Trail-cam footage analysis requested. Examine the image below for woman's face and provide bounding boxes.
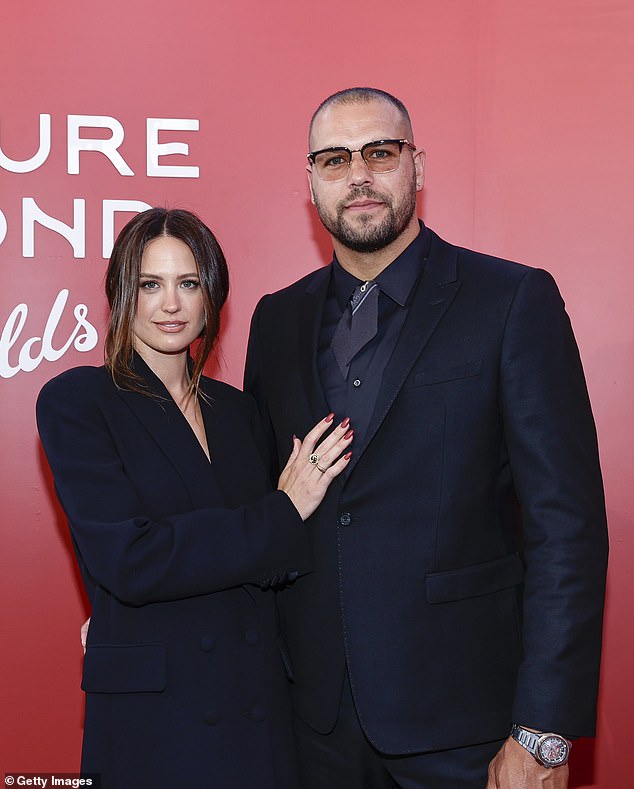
[133,235,205,364]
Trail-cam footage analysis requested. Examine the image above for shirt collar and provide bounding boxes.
[332,221,430,311]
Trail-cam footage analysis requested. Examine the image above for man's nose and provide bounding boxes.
[346,151,374,186]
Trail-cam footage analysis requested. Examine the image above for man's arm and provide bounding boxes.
[244,295,280,482]
[489,267,608,787]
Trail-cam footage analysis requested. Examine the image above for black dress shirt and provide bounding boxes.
[318,222,431,452]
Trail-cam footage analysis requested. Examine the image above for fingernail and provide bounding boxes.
[340,417,350,429]
[325,413,335,423]
[344,429,354,440]
[292,434,297,441]
[344,451,352,460]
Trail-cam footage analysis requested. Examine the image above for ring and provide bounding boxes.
[316,463,328,474]
[309,453,320,465]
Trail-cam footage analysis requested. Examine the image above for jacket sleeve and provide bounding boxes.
[36,372,308,607]
[500,267,608,737]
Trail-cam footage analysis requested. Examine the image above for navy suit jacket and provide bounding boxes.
[37,357,309,788]
[244,228,608,755]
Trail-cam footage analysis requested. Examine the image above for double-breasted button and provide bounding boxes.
[339,512,352,527]
[245,629,260,645]
[200,635,216,652]
[204,709,220,726]
[353,378,362,387]
[250,705,266,722]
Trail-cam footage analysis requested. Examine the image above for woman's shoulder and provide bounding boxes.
[40,364,110,393]
[199,376,258,418]
[37,365,114,412]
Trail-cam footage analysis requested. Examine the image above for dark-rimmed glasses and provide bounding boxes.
[307,139,416,181]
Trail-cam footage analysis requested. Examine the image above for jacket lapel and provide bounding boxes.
[114,354,220,509]
[347,232,461,476]
[298,267,332,424]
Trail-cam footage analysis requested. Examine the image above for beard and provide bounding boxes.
[313,182,417,253]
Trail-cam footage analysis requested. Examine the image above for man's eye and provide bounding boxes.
[367,148,395,161]
[323,155,347,168]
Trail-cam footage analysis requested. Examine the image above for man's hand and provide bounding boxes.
[487,736,569,788]
[80,617,90,654]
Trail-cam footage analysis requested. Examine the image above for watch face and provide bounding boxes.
[537,735,570,766]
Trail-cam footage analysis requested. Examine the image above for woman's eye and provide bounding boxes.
[181,280,200,289]
[140,281,158,290]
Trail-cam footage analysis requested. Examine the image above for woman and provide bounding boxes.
[36,208,353,788]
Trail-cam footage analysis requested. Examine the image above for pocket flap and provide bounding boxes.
[426,553,524,604]
[414,360,482,387]
[82,643,166,693]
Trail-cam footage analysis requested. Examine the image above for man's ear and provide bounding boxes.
[306,166,316,205]
[414,148,426,192]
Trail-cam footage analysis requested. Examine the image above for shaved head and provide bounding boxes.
[309,87,413,148]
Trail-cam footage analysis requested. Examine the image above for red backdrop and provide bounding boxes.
[1,2,632,785]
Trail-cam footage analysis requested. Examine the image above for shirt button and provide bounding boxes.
[250,705,266,722]
[204,709,220,726]
[200,635,216,652]
[339,512,352,527]
[245,629,260,645]
[353,378,362,387]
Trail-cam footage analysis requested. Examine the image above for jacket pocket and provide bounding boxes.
[82,643,166,693]
[426,553,524,604]
[413,359,482,387]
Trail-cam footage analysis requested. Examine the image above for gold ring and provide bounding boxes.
[316,463,328,473]
[309,453,320,465]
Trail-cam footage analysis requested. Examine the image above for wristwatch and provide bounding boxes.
[510,724,571,768]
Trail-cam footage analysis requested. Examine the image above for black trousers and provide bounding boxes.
[293,673,504,789]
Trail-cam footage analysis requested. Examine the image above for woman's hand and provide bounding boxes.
[278,414,353,521]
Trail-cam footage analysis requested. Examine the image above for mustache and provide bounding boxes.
[337,187,391,209]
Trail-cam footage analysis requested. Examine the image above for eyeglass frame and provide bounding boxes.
[307,139,417,180]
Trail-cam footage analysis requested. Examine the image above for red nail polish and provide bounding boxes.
[344,429,354,440]
[325,413,335,423]
[341,417,350,429]
[344,451,352,460]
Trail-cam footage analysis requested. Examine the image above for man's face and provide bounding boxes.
[307,100,424,253]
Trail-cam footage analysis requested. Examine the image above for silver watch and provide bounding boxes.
[510,724,571,768]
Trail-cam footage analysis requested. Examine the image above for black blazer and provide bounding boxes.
[244,228,608,755]
[37,356,310,789]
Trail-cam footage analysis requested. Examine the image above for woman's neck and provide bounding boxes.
[136,347,191,404]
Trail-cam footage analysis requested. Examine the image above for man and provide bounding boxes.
[244,88,608,788]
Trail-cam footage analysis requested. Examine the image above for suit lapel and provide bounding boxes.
[298,267,332,423]
[115,355,221,509]
[347,232,461,476]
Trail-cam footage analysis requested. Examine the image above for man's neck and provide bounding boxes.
[332,219,421,281]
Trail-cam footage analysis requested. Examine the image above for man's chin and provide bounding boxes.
[334,222,399,254]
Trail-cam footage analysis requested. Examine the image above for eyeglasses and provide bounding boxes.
[307,139,416,181]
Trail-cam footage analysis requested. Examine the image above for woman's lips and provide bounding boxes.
[154,321,187,332]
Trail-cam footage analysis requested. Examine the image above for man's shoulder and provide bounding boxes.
[431,229,533,281]
[257,265,330,307]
